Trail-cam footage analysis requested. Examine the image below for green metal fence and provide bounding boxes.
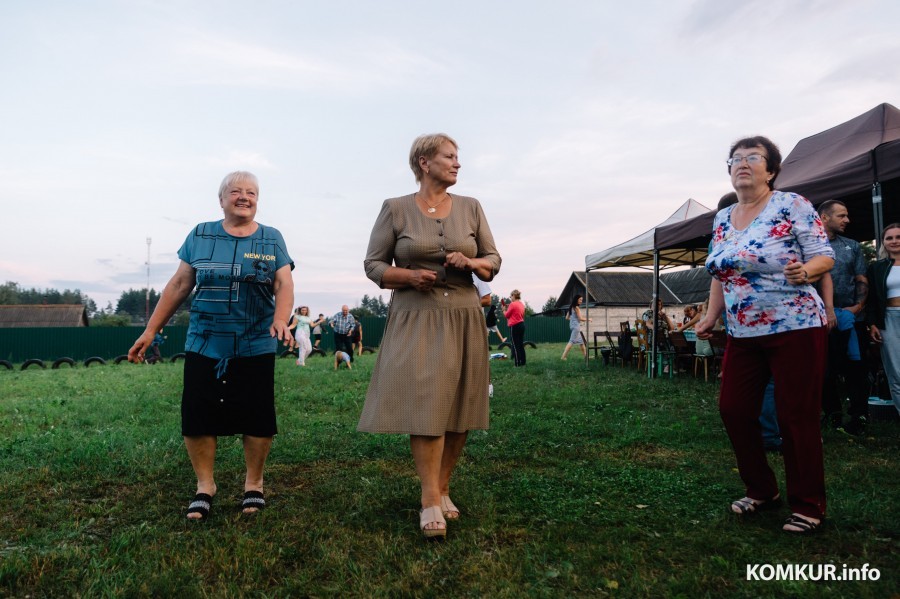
[0,316,565,364]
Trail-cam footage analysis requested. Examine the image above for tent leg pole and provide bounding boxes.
[650,251,660,379]
[873,182,883,253]
[584,274,590,367]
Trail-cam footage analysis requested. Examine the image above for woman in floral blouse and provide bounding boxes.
[695,136,834,535]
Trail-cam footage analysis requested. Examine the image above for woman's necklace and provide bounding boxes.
[419,192,450,213]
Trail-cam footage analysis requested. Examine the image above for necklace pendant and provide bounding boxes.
[427,207,436,213]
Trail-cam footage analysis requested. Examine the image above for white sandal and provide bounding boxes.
[440,495,460,520]
[420,506,447,539]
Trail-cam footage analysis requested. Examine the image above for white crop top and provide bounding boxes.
[887,266,900,299]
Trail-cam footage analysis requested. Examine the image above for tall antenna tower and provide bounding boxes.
[145,237,152,322]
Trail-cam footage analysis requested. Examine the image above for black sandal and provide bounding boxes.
[186,493,214,521]
[242,490,266,513]
[783,514,821,534]
[731,494,781,515]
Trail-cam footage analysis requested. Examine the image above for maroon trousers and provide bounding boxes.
[719,327,827,519]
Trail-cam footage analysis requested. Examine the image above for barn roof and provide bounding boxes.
[0,304,90,327]
[555,268,711,310]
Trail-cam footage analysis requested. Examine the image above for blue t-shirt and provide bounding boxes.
[178,220,294,360]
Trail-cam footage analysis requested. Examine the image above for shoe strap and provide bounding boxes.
[420,505,446,530]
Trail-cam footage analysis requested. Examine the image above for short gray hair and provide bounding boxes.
[218,171,259,199]
[409,133,458,183]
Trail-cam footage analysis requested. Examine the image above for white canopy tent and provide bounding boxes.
[583,199,713,375]
[585,199,712,269]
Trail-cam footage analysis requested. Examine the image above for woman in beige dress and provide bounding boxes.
[359,133,501,539]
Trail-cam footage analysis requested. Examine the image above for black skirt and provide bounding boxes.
[181,352,277,437]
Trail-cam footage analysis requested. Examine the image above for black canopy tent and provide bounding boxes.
[655,211,716,257]
[777,102,900,244]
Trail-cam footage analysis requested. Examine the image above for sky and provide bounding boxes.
[3,0,900,316]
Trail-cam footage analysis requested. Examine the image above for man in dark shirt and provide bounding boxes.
[818,200,869,435]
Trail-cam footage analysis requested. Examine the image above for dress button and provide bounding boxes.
[439,232,443,236]
[436,219,442,223]
[440,247,445,251]
[220,399,225,403]
[444,292,449,297]
[222,380,227,385]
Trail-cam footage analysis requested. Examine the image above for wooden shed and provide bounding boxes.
[554,268,712,334]
[0,305,90,327]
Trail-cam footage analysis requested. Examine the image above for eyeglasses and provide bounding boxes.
[727,154,767,167]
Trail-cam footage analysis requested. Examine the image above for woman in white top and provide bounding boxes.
[866,223,900,416]
[290,306,324,366]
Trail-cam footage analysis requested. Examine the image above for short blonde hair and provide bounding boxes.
[409,133,458,183]
[510,289,521,300]
[218,171,259,200]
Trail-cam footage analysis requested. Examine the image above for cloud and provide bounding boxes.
[679,0,848,40]
[679,0,749,37]
[169,34,449,93]
[203,150,277,171]
[816,45,900,86]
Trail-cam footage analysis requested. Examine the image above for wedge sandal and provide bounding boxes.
[420,505,446,539]
[440,495,460,520]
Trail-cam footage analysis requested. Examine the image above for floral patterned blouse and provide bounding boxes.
[705,190,834,338]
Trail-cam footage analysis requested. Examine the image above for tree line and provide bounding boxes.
[1,281,560,327]
[0,282,191,326]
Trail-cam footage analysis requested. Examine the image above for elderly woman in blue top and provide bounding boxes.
[128,171,295,520]
[695,136,834,535]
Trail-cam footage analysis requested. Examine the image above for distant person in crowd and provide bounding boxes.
[312,314,325,349]
[147,328,166,364]
[817,200,869,435]
[692,298,716,357]
[760,379,782,453]
[290,306,323,366]
[485,304,505,343]
[357,133,501,539]
[329,305,356,362]
[473,273,506,343]
[350,319,364,356]
[696,136,834,535]
[502,290,526,366]
[678,305,701,330]
[334,350,353,370]
[642,298,675,349]
[561,294,590,360]
[866,223,900,418]
[128,171,295,520]
[473,272,492,307]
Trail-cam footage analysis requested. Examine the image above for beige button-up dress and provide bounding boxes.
[358,193,502,435]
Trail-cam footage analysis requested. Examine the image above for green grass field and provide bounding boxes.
[1,345,897,598]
